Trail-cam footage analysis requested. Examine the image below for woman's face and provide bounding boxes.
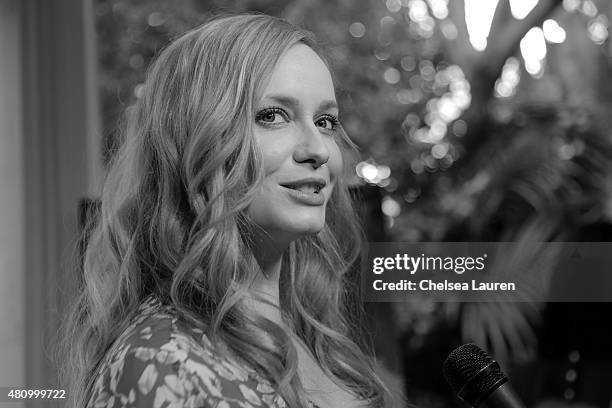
[247,44,343,247]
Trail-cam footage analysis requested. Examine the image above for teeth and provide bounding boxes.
[296,184,317,194]
[286,183,321,194]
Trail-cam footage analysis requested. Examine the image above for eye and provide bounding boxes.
[315,114,340,131]
[255,107,288,126]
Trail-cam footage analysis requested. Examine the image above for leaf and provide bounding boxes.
[165,374,185,396]
[134,347,158,361]
[138,364,158,395]
[239,384,262,406]
[184,360,223,397]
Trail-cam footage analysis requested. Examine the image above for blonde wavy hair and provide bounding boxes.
[59,13,388,408]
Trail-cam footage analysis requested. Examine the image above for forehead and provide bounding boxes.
[260,44,336,104]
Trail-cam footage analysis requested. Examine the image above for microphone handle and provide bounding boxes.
[480,382,526,408]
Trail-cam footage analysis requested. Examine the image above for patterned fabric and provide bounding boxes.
[86,296,318,408]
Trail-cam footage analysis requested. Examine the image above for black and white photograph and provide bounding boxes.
[1,0,612,407]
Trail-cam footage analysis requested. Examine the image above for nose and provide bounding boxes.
[292,123,330,168]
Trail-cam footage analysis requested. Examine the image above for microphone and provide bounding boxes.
[442,343,526,408]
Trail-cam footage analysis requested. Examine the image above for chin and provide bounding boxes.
[283,216,326,236]
[247,202,328,244]
[259,214,326,246]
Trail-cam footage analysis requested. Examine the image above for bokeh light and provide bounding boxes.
[581,0,598,17]
[464,0,499,51]
[426,0,449,20]
[384,67,402,84]
[509,0,538,20]
[521,27,547,77]
[543,19,567,43]
[563,0,581,12]
[495,57,521,98]
[349,22,366,38]
[356,161,393,186]
[382,196,401,217]
[587,15,609,44]
[386,0,402,13]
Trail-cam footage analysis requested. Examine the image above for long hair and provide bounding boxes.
[59,13,388,408]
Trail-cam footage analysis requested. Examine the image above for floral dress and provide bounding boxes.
[86,296,319,408]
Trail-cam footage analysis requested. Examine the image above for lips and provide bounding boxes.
[280,178,327,194]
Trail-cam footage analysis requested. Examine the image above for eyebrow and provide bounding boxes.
[260,94,338,112]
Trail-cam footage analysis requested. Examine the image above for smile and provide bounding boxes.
[280,178,326,194]
[282,183,323,194]
[281,185,325,206]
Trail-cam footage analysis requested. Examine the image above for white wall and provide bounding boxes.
[0,0,25,397]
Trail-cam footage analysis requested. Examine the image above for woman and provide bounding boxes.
[60,13,389,408]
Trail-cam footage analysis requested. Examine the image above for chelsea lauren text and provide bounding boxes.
[372,279,516,291]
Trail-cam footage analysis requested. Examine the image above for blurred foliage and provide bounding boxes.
[95,0,612,240]
[95,0,612,405]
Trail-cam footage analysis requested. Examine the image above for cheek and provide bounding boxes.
[256,134,292,175]
[327,141,343,179]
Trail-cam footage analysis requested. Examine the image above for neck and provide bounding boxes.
[248,234,288,325]
[251,252,282,304]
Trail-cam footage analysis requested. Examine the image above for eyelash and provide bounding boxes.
[255,106,288,126]
[255,106,341,131]
[317,114,341,131]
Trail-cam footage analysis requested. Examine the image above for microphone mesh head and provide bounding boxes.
[442,344,507,406]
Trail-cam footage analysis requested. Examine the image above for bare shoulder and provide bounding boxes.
[87,296,286,408]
